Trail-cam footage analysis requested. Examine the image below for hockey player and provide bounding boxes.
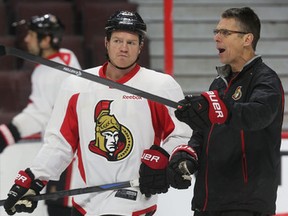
[3,10,192,216]
[168,7,284,216]
[0,14,81,216]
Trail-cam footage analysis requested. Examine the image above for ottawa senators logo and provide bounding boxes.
[232,86,242,101]
[89,100,133,161]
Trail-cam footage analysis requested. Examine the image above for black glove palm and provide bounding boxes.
[175,95,210,131]
[139,145,170,197]
[175,91,228,131]
[168,145,198,189]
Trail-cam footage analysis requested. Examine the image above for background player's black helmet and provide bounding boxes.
[105,10,147,43]
[28,14,65,49]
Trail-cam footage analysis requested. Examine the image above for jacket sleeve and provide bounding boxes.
[227,71,283,131]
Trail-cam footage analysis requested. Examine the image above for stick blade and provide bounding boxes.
[0,45,6,56]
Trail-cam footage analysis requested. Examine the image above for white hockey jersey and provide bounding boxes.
[30,63,192,215]
[12,48,81,137]
[12,48,81,208]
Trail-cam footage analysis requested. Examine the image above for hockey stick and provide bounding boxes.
[0,45,181,109]
[0,179,139,206]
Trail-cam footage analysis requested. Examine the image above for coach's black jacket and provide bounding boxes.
[189,56,284,214]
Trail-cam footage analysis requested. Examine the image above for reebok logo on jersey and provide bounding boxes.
[122,95,142,100]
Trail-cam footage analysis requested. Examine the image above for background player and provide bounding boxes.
[0,13,81,216]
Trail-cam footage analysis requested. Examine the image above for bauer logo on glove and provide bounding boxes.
[139,145,170,197]
[141,150,168,169]
[175,90,228,131]
[201,90,228,124]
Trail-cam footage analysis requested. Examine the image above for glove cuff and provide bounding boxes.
[30,179,46,193]
[141,145,169,169]
[170,144,198,161]
[14,168,35,189]
[201,90,228,124]
[150,145,170,158]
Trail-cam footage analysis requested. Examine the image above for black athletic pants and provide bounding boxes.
[194,210,272,216]
[47,205,72,216]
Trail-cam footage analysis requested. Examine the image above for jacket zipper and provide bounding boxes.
[227,75,248,183]
[203,124,215,211]
[224,75,248,183]
[203,73,248,210]
[240,130,248,183]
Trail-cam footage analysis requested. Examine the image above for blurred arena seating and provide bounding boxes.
[0,0,150,123]
[0,2,8,35]
[0,36,18,70]
[0,70,31,124]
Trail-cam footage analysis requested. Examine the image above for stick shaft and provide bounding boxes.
[0,179,139,206]
[4,46,180,109]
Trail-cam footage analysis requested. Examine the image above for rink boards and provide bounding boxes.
[0,139,287,216]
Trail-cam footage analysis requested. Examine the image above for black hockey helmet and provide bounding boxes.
[27,14,65,48]
[105,10,147,43]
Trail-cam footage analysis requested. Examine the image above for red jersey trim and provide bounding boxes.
[60,93,86,183]
[148,100,175,145]
[132,204,157,216]
[72,199,86,215]
[99,62,140,84]
[60,93,80,152]
[34,51,72,67]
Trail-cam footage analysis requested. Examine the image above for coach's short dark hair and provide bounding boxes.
[221,7,261,50]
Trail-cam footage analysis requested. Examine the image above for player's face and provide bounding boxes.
[106,31,141,69]
[24,30,41,56]
[213,18,249,72]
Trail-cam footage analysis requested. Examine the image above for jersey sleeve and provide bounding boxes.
[29,77,80,181]
[148,74,192,154]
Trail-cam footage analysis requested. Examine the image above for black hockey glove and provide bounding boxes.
[168,145,198,189]
[0,123,21,153]
[4,168,46,215]
[139,145,170,197]
[175,90,228,131]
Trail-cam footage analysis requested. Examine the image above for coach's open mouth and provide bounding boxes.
[218,48,225,53]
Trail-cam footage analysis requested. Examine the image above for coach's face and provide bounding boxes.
[213,18,251,72]
[106,31,141,69]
